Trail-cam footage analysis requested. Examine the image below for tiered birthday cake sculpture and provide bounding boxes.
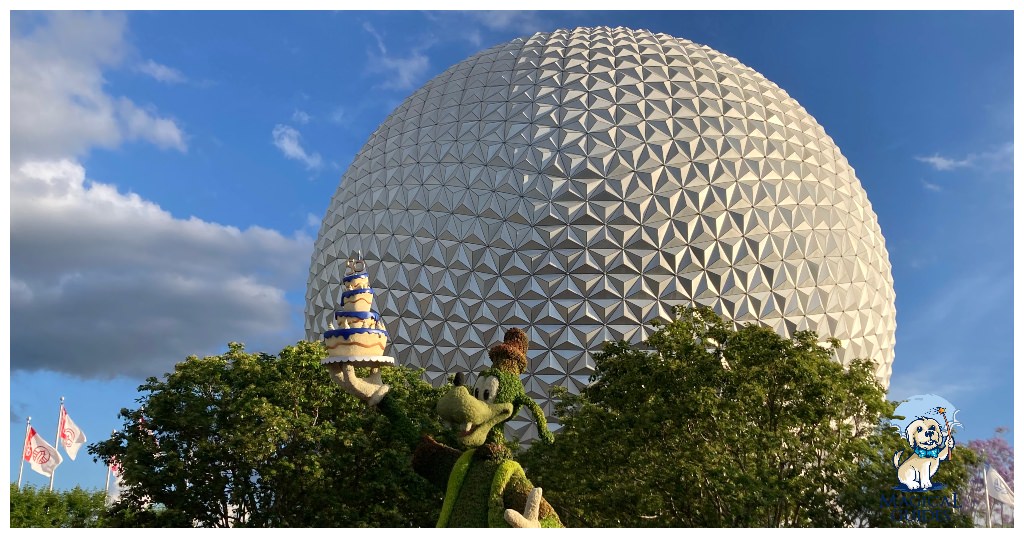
[321,254,394,367]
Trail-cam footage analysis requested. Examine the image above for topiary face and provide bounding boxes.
[477,367,528,419]
[435,328,550,448]
[436,381,514,448]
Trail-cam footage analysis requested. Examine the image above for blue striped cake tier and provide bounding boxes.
[342,272,370,290]
[340,288,374,312]
[335,310,381,329]
[323,327,392,363]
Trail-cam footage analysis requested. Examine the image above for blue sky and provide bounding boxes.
[6,9,1017,493]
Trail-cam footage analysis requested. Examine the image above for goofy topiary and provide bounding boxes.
[327,328,562,528]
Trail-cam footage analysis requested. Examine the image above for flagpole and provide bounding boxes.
[983,464,992,528]
[50,396,64,491]
[17,417,30,490]
[104,429,114,501]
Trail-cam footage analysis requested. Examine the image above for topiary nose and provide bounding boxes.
[436,385,479,424]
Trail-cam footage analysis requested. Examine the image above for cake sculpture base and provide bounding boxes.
[320,355,395,368]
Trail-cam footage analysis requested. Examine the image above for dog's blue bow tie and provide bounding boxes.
[914,445,942,458]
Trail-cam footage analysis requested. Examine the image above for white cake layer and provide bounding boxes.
[320,355,396,367]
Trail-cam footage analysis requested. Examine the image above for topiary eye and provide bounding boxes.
[473,375,500,403]
[917,426,923,432]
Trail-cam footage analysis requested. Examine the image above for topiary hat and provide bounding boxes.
[488,327,529,375]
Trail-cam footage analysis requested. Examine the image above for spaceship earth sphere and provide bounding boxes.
[306,27,896,440]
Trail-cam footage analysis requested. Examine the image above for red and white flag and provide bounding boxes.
[106,457,124,506]
[23,426,63,478]
[59,406,87,460]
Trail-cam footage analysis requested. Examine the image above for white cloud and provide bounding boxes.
[118,98,188,152]
[306,212,322,230]
[421,11,547,48]
[916,154,970,171]
[921,180,942,192]
[361,13,546,90]
[373,51,431,91]
[362,22,431,91]
[976,142,1014,169]
[11,12,187,163]
[915,142,1013,172]
[292,109,312,124]
[901,271,1012,346]
[9,12,311,380]
[9,160,313,378]
[363,21,388,55]
[272,124,323,170]
[328,106,347,124]
[887,269,1012,403]
[471,11,547,35]
[137,59,187,84]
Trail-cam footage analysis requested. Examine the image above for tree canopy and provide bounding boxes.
[87,308,980,527]
[89,340,449,527]
[520,305,977,527]
[9,484,107,528]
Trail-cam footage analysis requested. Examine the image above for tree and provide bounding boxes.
[521,306,976,527]
[89,340,450,527]
[962,428,1014,527]
[9,484,107,528]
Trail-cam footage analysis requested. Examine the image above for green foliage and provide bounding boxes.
[89,340,448,527]
[521,306,977,527]
[9,484,107,528]
[840,426,977,527]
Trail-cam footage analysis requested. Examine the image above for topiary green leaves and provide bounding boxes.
[88,340,447,527]
[436,384,514,448]
[522,306,977,527]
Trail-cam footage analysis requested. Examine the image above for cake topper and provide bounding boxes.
[345,251,365,275]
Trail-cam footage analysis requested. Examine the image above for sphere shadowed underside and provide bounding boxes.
[306,27,896,441]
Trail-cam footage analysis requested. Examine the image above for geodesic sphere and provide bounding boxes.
[306,26,896,441]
